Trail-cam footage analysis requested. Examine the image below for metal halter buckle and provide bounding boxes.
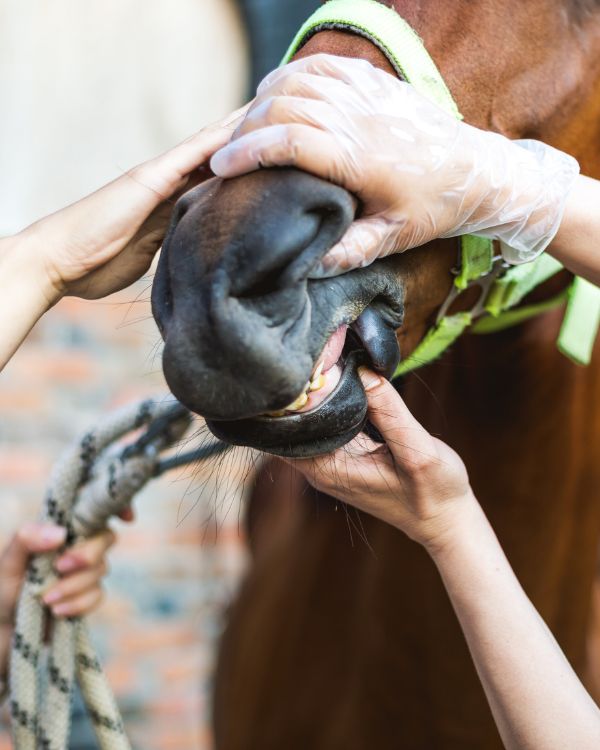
[436,255,509,325]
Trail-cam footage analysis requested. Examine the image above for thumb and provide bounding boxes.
[308,216,400,278]
[0,523,66,579]
[358,368,436,469]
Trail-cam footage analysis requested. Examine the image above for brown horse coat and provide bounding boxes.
[211,2,600,747]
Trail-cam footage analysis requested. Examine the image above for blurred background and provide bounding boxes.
[0,1,316,748]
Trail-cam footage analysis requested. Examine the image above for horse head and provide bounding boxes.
[152,0,600,457]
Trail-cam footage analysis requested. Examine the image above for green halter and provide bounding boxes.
[282,0,600,377]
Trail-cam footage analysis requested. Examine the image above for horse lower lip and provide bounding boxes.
[205,351,368,457]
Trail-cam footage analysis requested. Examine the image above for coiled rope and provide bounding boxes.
[6,395,228,750]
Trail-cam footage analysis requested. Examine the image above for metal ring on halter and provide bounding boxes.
[436,256,509,325]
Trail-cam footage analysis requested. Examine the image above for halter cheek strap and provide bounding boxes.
[281,0,600,377]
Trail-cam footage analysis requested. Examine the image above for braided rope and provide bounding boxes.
[7,395,227,749]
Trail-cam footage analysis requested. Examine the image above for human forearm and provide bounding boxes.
[428,501,600,750]
[0,232,59,371]
[549,174,600,287]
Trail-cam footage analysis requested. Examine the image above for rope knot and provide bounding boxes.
[7,396,224,750]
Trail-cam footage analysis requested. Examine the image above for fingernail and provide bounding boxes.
[307,262,344,280]
[358,367,382,392]
[209,149,228,175]
[52,603,71,617]
[55,555,80,573]
[43,589,63,605]
[39,525,67,545]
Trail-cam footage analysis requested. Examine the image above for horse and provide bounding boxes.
[151,1,600,746]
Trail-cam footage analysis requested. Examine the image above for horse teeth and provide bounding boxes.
[285,391,309,412]
[311,360,324,381]
[309,374,326,391]
[267,410,286,418]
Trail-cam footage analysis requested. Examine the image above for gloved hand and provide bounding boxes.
[211,54,579,277]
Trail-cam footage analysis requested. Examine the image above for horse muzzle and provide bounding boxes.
[152,168,404,456]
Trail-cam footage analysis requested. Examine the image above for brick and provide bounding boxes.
[0,450,52,483]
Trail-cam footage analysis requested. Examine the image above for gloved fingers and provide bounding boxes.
[234,96,339,141]
[254,70,358,109]
[257,53,379,95]
[308,216,400,278]
[211,124,363,194]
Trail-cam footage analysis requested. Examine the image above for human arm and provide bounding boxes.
[550,174,600,287]
[289,369,600,750]
[0,106,247,371]
[0,522,116,698]
[211,55,585,281]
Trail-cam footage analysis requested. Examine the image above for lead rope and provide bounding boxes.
[7,395,228,750]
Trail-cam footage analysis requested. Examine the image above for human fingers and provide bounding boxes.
[358,368,440,474]
[0,524,66,579]
[256,54,378,95]
[47,587,104,618]
[211,124,362,194]
[288,430,393,498]
[66,103,250,237]
[234,95,339,141]
[123,104,250,204]
[308,216,400,278]
[54,529,115,575]
[43,562,108,611]
[117,507,135,522]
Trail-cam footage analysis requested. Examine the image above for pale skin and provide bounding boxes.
[0,522,116,692]
[552,174,600,287]
[290,367,600,750]
[3,55,600,747]
[0,109,247,694]
[0,106,247,371]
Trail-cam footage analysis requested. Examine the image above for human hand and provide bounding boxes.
[21,105,248,304]
[0,523,116,689]
[287,368,474,551]
[211,54,578,276]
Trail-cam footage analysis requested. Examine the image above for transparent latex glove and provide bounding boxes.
[211,54,579,277]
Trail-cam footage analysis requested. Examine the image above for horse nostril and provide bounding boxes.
[217,169,355,302]
[231,210,325,300]
[236,264,290,300]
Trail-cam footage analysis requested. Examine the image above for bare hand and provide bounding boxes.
[24,106,247,303]
[288,368,474,549]
[0,523,116,684]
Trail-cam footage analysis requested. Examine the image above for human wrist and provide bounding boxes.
[1,228,61,310]
[444,131,579,265]
[419,492,486,561]
[478,136,578,263]
[500,139,579,263]
[0,230,62,368]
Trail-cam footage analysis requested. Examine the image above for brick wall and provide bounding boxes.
[0,285,252,749]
